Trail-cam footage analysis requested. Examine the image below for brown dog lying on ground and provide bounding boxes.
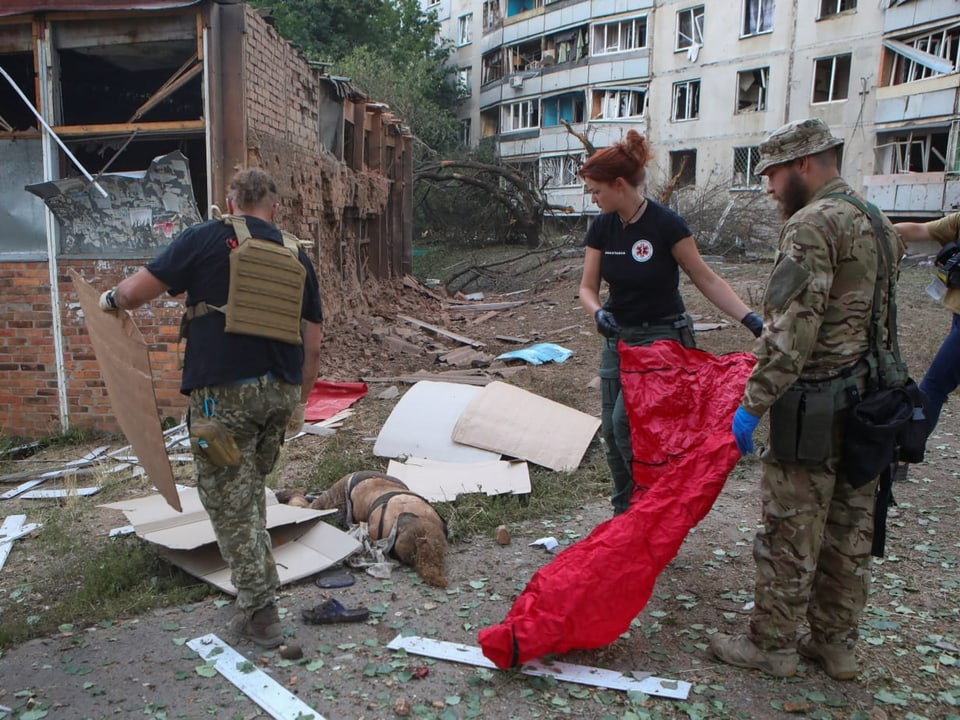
[277,471,449,588]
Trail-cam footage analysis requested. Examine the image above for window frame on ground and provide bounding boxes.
[672,79,701,121]
[675,6,704,51]
[812,53,851,103]
[742,0,774,38]
[732,146,763,189]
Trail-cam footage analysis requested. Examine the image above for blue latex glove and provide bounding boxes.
[732,406,761,455]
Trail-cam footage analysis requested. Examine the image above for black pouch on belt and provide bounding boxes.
[769,385,837,464]
[842,387,911,488]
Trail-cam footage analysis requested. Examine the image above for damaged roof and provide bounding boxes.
[0,0,215,17]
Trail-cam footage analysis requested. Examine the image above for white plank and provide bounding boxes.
[187,634,327,720]
[0,515,42,571]
[386,634,691,701]
[20,487,100,499]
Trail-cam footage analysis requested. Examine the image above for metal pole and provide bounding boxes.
[0,62,109,198]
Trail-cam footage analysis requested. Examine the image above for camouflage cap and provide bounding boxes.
[754,118,843,175]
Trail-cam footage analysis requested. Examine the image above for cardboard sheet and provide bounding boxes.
[386,457,531,501]
[102,487,360,594]
[451,381,600,471]
[373,381,501,463]
[72,270,181,511]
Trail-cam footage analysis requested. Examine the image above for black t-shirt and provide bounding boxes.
[146,216,323,394]
[583,200,691,325]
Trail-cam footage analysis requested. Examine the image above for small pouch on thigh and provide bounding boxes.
[768,388,802,463]
[796,389,836,462]
[190,416,241,467]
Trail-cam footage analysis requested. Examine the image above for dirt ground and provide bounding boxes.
[1,251,959,720]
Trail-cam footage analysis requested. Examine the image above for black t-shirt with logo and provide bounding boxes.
[146,216,323,394]
[583,199,691,326]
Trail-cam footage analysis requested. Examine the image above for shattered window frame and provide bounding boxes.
[675,6,704,51]
[592,88,648,120]
[882,23,960,86]
[736,67,769,113]
[669,149,697,188]
[875,127,952,174]
[671,79,701,121]
[811,53,851,103]
[593,15,649,56]
[539,153,583,188]
[482,0,501,30]
[732,146,763,189]
[482,49,504,85]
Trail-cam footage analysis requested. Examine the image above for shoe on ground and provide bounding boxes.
[710,632,798,678]
[301,597,370,624]
[230,604,282,648]
[798,632,859,680]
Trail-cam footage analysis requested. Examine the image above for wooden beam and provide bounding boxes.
[51,120,205,137]
[128,53,201,123]
[397,314,485,348]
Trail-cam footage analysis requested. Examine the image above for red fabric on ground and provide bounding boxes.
[478,341,755,669]
[305,380,368,422]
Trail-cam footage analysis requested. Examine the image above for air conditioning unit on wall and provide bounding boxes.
[510,75,523,89]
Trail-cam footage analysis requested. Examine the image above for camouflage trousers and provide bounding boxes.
[189,375,299,614]
[749,452,877,650]
[598,319,696,514]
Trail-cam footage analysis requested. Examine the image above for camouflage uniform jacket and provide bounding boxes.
[742,177,904,416]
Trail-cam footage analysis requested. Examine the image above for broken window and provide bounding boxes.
[875,128,951,174]
[812,54,851,103]
[482,50,504,84]
[736,67,768,113]
[881,23,960,86]
[732,146,763,189]
[593,16,648,55]
[819,0,856,18]
[458,14,473,46]
[676,6,705,51]
[508,39,543,72]
[542,92,585,126]
[458,67,472,93]
[459,119,471,146]
[482,0,501,30]
[503,100,539,131]
[672,79,701,121]
[480,108,499,137]
[592,88,648,119]
[506,0,542,18]
[540,154,583,188]
[669,149,697,188]
[543,26,589,65]
[742,0,774,37]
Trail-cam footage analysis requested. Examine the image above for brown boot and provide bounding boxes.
[230,604,282,649]
[798,633,859,680]
[710,633,798,678]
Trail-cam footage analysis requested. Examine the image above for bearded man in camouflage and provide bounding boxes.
[711,119,904,680]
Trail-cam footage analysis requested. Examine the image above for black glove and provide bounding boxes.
[741,311,763,338]
[594,309,621,338]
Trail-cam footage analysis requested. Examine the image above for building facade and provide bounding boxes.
[433,0,959,219]
[0,0,413,438]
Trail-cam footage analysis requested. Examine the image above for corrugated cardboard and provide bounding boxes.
[451,381,601,471]
[101,487,360,594]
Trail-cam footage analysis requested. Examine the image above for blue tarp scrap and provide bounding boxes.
[496,343,573,366]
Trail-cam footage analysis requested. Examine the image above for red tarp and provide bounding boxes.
[305,380,368,422]
[478,341,755,668]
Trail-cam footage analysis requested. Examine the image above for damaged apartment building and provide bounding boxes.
[0,0,413,438]
[435,0,958,217]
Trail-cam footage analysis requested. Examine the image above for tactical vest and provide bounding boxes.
[183,213,307,345]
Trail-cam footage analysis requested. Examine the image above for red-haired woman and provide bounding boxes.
[579,130,762,515]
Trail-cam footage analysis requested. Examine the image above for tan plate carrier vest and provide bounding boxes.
[182,214,306,345]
